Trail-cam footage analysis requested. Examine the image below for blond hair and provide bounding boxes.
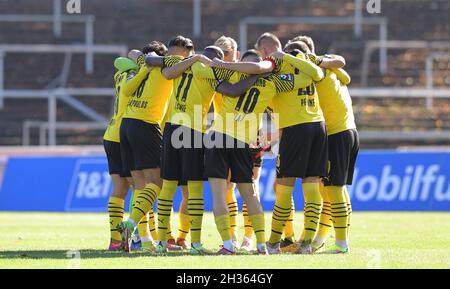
[214,36,238,53]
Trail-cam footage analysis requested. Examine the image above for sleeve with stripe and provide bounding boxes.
[211,67,236,82]
[136,55,145,67]
[162,55,184,68]
[271,74,295,93]
[306,54,324,66]
[121,65,149,96]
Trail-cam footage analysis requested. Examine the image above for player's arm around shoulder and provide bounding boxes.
[311,53,346,69]
[216,73,263,97]
[211,58,274,74]
[120,51,150,96]
[275,51,324,82]
[162,54,211,80]
[331,68,351,85]
[144,51,165,67]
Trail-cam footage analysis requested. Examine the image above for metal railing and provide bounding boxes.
[0,12,96,73]
[13,86,450,146]
[426,52,450,109]
[3,87,114,146]
[22,120,108,146]
[0,44,127,109]
[360,40,450,86]
[238,16,388,73]
[349,87,450,98]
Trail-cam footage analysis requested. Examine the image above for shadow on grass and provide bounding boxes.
[0,249,254,260]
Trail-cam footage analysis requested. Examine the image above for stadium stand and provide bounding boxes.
[0,0,449,147]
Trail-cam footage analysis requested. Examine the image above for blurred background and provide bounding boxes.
[0,0,449,212]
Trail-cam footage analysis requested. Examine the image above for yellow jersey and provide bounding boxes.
[197,67,313,144]
[123,55,183,125]
[315,68,356,135]
[266,54,325,129]
[167,62,219,132]
[103,60,143,142]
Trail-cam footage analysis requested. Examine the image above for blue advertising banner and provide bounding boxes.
[0,151,449,212]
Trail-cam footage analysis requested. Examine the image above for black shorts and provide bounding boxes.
[205,132,254,183]
[103,140,131,178]
[323,129,359,186]
[161,123,205,181]
[119,118,162,172]
[277,121,328,179]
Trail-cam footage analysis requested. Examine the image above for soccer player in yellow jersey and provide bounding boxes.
[273,40,347,252]
[203,51,317,254]
[104,56,139,251]
[214,36,267,250]
[211,32,326,254]
[288,37,358,254]
[214,38,271,252]
[145,45,223,254]
[214,36,240,247]
[117,36,194,252]
[146,45,262,254]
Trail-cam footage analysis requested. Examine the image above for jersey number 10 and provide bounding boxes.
[235,87,260,114]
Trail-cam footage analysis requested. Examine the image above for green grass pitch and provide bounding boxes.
[0,212,449,269]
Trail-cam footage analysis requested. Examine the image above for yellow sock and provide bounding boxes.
[138,212,151,239]
[129,184,160,225]
[129,189,137,213]
[108,196,124,242]
[344,186,352,239]
[283,198,295,239]
[302,183,322,243]
[156,180,177,242]
[317,183,333,240]
[226,186,238,241]
[269,184,294,244]
[187,181,204,244]
[149,207,158,240]
[242,202,253,238]
[178,213,190,240]
[249,214,265,244]
[298,201,306,242]
[167,213,175,241]
[214,214,231,242]
[326,186,348,243]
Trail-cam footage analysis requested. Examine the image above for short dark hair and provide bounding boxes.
[290,35,315,54]
[284,41,309,54]
[203,46,224,60]
[141,41,167,56]
[241,49,261,61]
[168,35,194,51]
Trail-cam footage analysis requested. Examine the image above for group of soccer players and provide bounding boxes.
[103,32,358,255]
